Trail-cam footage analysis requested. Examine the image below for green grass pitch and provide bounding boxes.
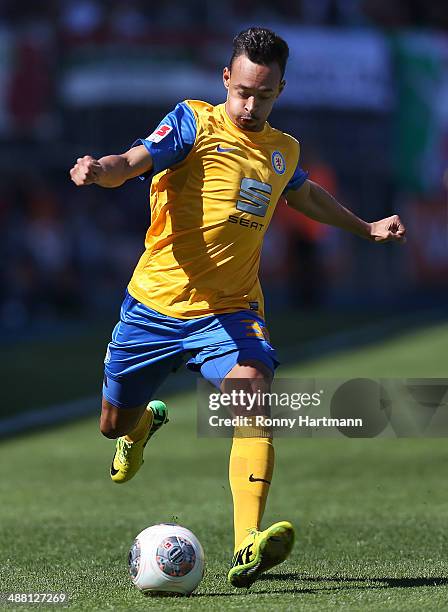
[1,321,448,610]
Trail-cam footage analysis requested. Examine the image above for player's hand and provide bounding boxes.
[369,215,406,244]
[70,155,103,186]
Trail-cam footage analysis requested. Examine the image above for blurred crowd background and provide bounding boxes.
[1,0,447,335]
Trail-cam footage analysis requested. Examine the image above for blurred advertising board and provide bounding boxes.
[60,27,393,111]
[275,27,393,111]
[393,32,448,194]
[0,29,13,135]
[407,196,448,285]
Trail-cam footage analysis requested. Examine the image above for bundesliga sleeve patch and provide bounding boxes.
[146,124,173,143]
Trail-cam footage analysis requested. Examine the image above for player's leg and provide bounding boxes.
[100,395,168,483]
[224,360,274,550]
[102,366,174,484]
[223,360,294,587]
[100,395,168,441]
[100,397,147,439]
[101,291,180,483]
[185,310,295,585]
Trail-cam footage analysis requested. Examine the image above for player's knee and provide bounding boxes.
[223,360,273,392]
[99,413,128,439]
[229,359,272,380]
[100,398,146,438]
[99,408,142,438]
[100,420,126,439]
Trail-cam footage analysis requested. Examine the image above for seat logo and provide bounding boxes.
[236,178,272,217]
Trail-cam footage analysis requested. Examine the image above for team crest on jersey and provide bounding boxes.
[146,124,173,143]
[271,150,286,175]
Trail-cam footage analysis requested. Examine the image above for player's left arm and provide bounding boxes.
[286,180,406,244]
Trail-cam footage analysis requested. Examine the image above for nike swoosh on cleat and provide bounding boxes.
[217,144,238,153]
[249,473,271,484]
[110,460,119,476]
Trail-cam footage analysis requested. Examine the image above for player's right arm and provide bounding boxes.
[70,145,152,188]
[71,101,196,188]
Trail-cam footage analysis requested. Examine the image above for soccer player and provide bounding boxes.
[70,27,406,587]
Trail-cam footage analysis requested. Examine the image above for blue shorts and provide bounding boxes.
[102,290,279,408]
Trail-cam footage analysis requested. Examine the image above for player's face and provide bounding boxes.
[223,54,285,132]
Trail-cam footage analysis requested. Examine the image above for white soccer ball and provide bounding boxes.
[128,523,205,596]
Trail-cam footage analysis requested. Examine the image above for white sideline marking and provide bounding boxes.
[0,396,100,437]
[0,370,194,438]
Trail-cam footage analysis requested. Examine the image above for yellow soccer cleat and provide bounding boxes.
[227,521,295,588]
[110,400,168,484]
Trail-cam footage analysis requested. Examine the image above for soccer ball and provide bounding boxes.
[128,523,205,596]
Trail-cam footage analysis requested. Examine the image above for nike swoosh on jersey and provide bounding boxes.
[217,144,238,152]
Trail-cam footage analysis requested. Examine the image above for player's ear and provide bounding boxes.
[223,67,230,90]
[277,79,286,97]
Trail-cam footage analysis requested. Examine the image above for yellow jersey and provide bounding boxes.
[128,99,307,319]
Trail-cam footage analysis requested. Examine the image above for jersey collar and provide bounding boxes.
[219,103,269,143]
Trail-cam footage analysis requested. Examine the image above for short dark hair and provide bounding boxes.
[229,27,289,79]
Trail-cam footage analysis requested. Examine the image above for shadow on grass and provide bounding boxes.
[258,573,448,592]
[260,574,448,589]
[193,575,448,597]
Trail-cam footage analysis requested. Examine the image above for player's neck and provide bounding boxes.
[223,102,266,135]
